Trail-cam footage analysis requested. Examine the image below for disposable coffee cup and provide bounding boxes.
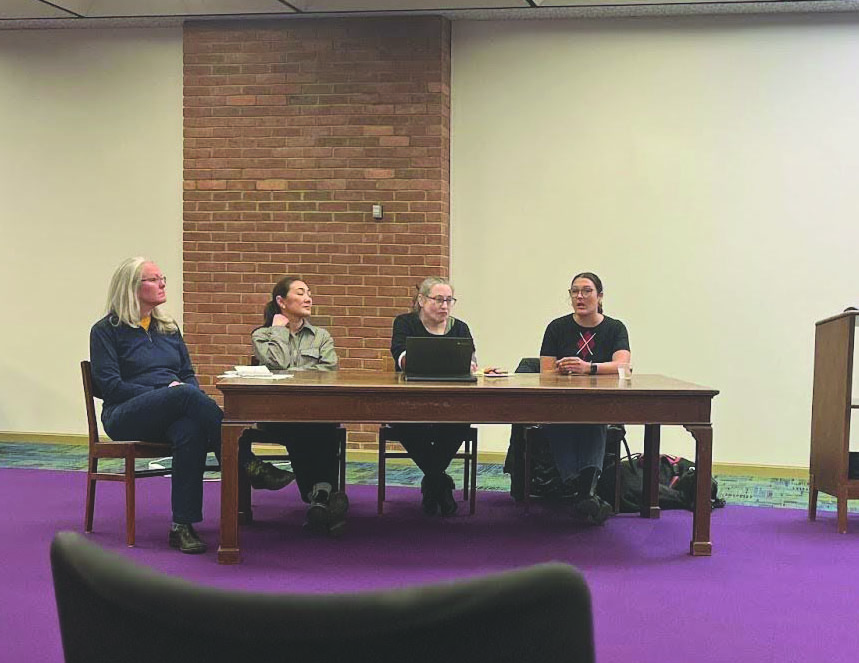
[539,356,557,374]
[618,363,633,381]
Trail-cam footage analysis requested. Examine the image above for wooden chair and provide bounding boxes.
[238,356,347,522]
[81,360,173,547]
[377,424,478,515]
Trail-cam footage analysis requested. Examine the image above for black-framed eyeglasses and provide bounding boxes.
[569,287,595,297]
[141,276,167,285]
[423,296,456,306]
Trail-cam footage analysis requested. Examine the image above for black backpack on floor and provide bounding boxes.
[597,452,726,513]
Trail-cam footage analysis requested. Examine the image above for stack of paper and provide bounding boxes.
[218,365,293,380]
[234,365,273,377]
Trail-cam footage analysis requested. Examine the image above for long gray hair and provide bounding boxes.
[105,257,178,333]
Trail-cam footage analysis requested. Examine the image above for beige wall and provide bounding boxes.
[450,15,859,464]
[3,16,858,467]
[0,28,182,435]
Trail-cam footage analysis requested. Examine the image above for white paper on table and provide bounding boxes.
[219,367,293,380]
[234,365,272,377]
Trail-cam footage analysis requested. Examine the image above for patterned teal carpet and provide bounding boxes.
[0,441,852,511]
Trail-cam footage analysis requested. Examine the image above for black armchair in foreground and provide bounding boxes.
[50,531,595,663]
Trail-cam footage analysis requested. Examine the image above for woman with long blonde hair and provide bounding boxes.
[90,258,290,554]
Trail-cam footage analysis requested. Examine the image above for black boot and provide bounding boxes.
[305,482,349,537]
[421,475,439,515]
[571,467,612,525]
[436,472,458,517]
[168,523,207,554]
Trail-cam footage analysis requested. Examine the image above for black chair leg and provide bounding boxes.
[469,435,478,515]
[612,440,622,514]
[462,439,470,501]
[337,427,347,493]
[377,431,387,515]
[523,428,534,515]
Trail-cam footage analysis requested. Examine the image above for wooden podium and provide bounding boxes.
[809,310,859,533]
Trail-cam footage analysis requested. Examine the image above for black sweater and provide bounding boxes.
[390,312,474,372]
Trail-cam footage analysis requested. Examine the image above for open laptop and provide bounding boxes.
[404,336,477,382]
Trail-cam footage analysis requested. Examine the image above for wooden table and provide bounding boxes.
[217,371,718,563]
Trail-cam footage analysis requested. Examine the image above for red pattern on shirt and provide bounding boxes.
[577,332,595,359]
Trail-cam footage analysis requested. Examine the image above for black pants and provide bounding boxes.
[385,424,470,476]
[257,423,340,502]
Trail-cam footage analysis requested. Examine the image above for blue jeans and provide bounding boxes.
[540,424,607,482]
[102,384,236,524]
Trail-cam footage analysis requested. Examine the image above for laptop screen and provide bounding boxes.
[404,336,475,380]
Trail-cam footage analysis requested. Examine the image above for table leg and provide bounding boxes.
[808,473,818,521]
[837,489,848,534]
[685,424,713,556]
[641,424,661,519]
[218,424,242,564]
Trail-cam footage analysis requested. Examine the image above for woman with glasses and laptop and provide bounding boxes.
[538,271,631,525]
[248,276,349,536]
[389,276,476,516]
[89,258,291,555]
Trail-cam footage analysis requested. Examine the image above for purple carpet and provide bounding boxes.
[2,468,858,663]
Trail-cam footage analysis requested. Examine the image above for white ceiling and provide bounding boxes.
[0,0,856,27]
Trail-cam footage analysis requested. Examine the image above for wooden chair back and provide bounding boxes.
[80,361,101,450]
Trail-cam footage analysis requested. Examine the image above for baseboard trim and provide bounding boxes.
[347,451,810,478]
[0,433,812,479]
[0,432,88,446]
[712,463,808,479]
[341,449,510,465]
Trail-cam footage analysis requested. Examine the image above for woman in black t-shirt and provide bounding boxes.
[389,277,475,517]
[539,271,631,525]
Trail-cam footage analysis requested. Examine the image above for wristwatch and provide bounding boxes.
[589,362,598,375]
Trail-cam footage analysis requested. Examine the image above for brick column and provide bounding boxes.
[183,16,451,449]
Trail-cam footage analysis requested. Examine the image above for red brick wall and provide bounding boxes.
[182,17,451,448]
